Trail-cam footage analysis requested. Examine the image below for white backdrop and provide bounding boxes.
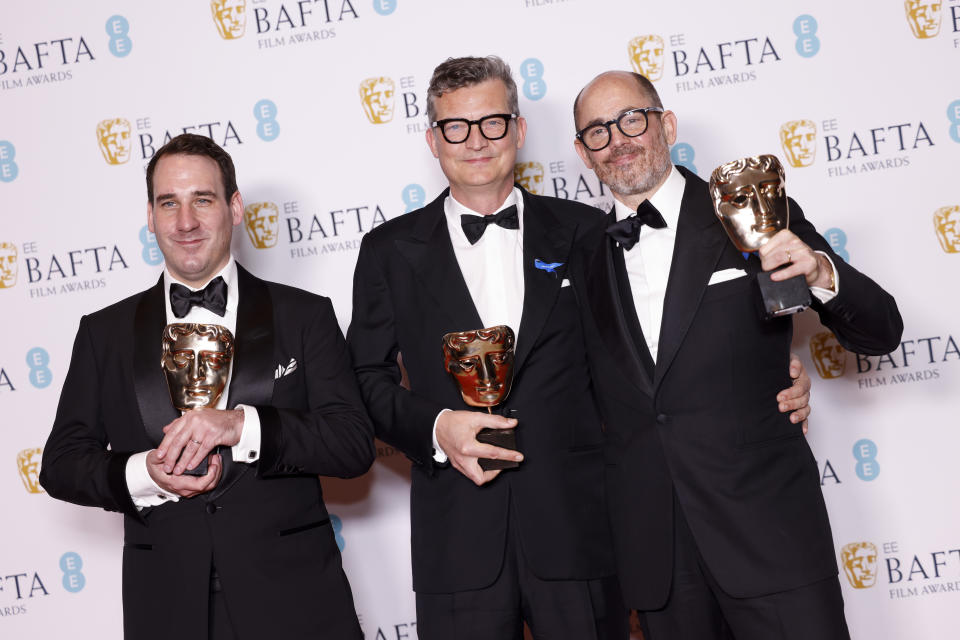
[1,1,958,638]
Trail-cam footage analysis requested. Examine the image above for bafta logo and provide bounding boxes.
[359,77,396,124]
[96,118,132,165]
[841,541,879,589]
[933,205,960,253]
[162,323,235,411]
[628,35,666,81]
[514,161,544,195]
[810,331,846,379]
[211,0,247,40]
[904,0,942,39]
[244,202,280,249]
[779,120,817,168]
[17,448,44,494]
[0,242,17,288]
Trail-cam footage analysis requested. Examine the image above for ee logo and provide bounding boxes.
[670,143,697,175]
[0,141,19,183]
[60,552,86,593]
[793,15,820,58]
[27,347,52,389]
[823,228,849,262]
[106,15,133,58]
[401,184,425,213]
[372,0,397,15]
[948,99,960,144]
[254,99,280,142]
[853,438,880,481]
[140,225,162,266]
[520,58,546,101]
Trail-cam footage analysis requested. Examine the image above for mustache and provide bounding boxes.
[607,143,645,160]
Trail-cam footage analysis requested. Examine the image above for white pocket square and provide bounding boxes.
[274,358,298,379]
[707,268,747,285]
[561,278,571,288]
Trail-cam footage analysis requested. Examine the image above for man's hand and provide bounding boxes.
[778,352,811,434]
[436,410,521,487]
[156,408,244,475]
[147,450,223,497]
[759,229,833,290]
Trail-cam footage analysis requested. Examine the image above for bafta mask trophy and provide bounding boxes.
[442,325,518,471]
[161,323,235,475]
[709,154,811,319]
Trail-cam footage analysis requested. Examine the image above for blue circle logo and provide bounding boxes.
[853,438,880,481]
[793,15,820,58]
[372,0,397,15]
[254,99,280,142]
[670,143,697,175]
[947,99,960,144]
[60,552,86,593]
[402,183,425,213]
[139,225,163,266]
[0,141,19,182]
[27,347,52,389]
[519,58,547,101]
[106,15,133,58]
[822,227,849,262]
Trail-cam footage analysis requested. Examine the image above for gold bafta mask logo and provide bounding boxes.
[904,0,942,38]
[161,323,235,411]
[0,241,17,288]
[841,541,879,589]
[443,326,516,408]
[810,331,847,379]
[514,162,545,195]
[628,35,666,81]
[17,448,44,494]
[933,205,960,253]
[96,118,132,165]
[244,202,280,249]
[709,154,789,253]
[211,0,247,40]
[359,77,396,124]
[779,120,817,168]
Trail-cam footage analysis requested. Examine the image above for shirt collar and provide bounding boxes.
[614,165,686,228]
[444,187,524,243]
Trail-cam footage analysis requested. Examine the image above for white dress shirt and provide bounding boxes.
[614,166,839,362]
[432,188,526,462]
[125,257,261,508]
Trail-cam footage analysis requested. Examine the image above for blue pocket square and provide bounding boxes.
[534,259,564,274]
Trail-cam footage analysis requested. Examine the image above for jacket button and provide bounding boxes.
[656,414,668,425]
[206,503,218,515]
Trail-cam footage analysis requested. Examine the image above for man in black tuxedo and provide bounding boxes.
[40,134,373,640]
[347,56,810,639]
[570,71,903,640]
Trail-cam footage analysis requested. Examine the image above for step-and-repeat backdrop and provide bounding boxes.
[2,1,958,638]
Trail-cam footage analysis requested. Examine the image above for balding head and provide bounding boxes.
[574,70,663,131]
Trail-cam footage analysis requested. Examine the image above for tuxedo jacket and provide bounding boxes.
[570,166,903,608]
[40,264,374,639]
[347,187,615,594]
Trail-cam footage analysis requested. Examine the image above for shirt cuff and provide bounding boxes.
[810,251,840,304]
[231,404,261,464]
[432,409,450,464]
[126,451,179,509]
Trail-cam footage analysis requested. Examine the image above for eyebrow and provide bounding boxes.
[581,106,646,130]
[155,189,218,201]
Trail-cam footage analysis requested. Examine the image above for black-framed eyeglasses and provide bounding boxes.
[575,107,664,151]
[431,113,518,144]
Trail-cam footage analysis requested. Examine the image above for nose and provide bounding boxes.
[189,355,203,383]
[464,122,488,150]
[753,186,772,216]
[477,355,497,385]
[176,206,200,232]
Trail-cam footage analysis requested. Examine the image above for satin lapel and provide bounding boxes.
[394,190,484,332]
[654,170,727,386]
[582,210,654,396]
[209,264,275,502]
[133,276,179,446]
[512,190,574,373]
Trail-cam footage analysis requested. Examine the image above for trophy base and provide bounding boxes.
[756,271,811,320]
[181,448,216,477]
[476,428,519,471]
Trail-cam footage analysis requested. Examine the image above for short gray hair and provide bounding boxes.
[427,56,519,123]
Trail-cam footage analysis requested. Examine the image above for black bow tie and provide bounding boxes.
[460,205,520,245]
[170,276,227,319]
[605,200,668,250]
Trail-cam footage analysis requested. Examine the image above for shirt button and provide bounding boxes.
[656,414,668,425]
[206,503,218,515]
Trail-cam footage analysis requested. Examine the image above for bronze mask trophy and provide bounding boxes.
[442,325,518,471]
[709,154,811,319]
[161,323,235,475]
